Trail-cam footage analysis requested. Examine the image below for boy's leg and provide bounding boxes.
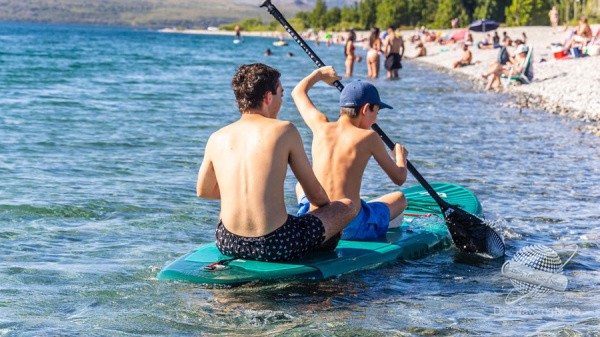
[309,198,356,241]
[369,191,407,222]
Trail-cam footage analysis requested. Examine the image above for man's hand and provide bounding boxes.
[317,66,342,86]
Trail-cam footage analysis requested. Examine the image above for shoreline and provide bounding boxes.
[409,25,600,136]
[160,26,600,136]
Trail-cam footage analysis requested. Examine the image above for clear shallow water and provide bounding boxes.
[1,23,599,335]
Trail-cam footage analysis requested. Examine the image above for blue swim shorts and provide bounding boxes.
[297,196,391,241]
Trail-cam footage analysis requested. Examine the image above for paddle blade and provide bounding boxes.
[486,225,506,258]
[443,207,505,257]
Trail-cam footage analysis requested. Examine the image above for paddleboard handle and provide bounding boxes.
[203,258,236,271]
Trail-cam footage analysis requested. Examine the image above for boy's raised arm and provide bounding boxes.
[291,67,341,131]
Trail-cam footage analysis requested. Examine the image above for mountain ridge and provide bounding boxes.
[0,0,331,28]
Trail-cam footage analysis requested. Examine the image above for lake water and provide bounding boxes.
[1,23,599,335]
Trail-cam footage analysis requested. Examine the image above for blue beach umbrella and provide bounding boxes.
[468,19,499,32]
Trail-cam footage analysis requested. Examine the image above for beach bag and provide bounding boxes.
[587,45,600,57]
[498,46,509,64]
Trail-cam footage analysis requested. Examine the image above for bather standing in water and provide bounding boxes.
[366,27,382,78]
[383,26,404,79]
[344,29,362,77]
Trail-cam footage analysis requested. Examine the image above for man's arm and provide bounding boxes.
[196,136,221,200]
[291,67,341,131]
[399,38,405,57]
[369,133,408,186]
[383,36,390,57]
[286,124,330,207]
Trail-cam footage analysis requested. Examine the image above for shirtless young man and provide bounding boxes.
[383,26,404,79]
[571,16,593,47]
[292,66,409,241]
[452,44,473,68]
[197,63,356,262]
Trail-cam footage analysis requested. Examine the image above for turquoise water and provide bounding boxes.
[1,23,599,335]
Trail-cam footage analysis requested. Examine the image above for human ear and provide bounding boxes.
[361,104,370,116]
[265,91,273,105]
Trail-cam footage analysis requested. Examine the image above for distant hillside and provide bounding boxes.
[226,0,356,9]
[0,0,309,28]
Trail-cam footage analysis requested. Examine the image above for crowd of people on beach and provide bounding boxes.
[260,22,532,88]
[255,10,597,87]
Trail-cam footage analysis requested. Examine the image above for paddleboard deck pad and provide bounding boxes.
[157,183,483,285]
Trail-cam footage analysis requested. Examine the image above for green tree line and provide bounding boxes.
[222,0,599,32]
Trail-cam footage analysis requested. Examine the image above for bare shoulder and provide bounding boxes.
[348,127,379,145]
[271,119,297,133]
[364,128,382,144]
[209,122,238,141]
[261,119,300,140]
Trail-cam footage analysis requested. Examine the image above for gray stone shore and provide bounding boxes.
[409,25,600,136]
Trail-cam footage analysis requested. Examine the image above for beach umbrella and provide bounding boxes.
[450,29,468,41]
[468,19,499,32]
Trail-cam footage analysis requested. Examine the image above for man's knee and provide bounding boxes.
[316,198,356,239]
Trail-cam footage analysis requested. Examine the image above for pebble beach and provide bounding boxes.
[409,25,600,136]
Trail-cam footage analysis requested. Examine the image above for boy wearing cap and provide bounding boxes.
[291,66,409,241]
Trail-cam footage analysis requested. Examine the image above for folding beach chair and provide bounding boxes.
[502,45,533,88]
[590,27,600,45]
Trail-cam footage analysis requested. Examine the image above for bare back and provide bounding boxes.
[309,120,395,214]
[204,116,292,236]
[464,49,472,63]
[291,67,407,216]
[577,23,593,38]
[385,34,403,54]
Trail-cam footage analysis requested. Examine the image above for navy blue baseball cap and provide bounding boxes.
[340,80,393,110]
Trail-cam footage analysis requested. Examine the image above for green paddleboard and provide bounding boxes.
[157,183,483,285]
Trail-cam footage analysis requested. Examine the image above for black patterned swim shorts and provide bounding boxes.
[215,214,326,262]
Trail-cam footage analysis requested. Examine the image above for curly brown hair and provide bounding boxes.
[231,63,281,113]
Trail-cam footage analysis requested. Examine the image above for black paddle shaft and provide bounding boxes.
[260,0,451,211]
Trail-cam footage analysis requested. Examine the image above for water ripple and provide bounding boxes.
[0,22,599,335]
